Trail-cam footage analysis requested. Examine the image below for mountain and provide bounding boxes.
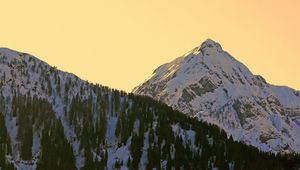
[0,47,299,170]
[133,39,300,153]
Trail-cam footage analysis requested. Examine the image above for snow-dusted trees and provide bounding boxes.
[0,113,14,169]
[1,80,300,169]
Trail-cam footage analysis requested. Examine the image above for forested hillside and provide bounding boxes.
[1,91,300,169]
[0,48,299,169]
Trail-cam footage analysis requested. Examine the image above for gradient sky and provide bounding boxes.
[1,0,299,92]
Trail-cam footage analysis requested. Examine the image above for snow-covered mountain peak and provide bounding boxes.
[200,38,223,52]
[182,38,223,57]
[134,40,300,153]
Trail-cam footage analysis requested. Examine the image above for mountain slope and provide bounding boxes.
[0,47,300,170]
[133,39,300,153]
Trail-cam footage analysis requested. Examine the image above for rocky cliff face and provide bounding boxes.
[133,39,300,153]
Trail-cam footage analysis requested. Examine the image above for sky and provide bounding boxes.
[0,0,299,92]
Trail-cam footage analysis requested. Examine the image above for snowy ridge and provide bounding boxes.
[0,48,136,169]
[0,47,228,169]
[133,39,300,153]
[0,48,92,169]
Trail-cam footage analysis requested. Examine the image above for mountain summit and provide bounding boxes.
[133,39,300,153]
[200,38,223,52]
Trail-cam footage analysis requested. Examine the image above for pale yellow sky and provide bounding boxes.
[0,0,299,92]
